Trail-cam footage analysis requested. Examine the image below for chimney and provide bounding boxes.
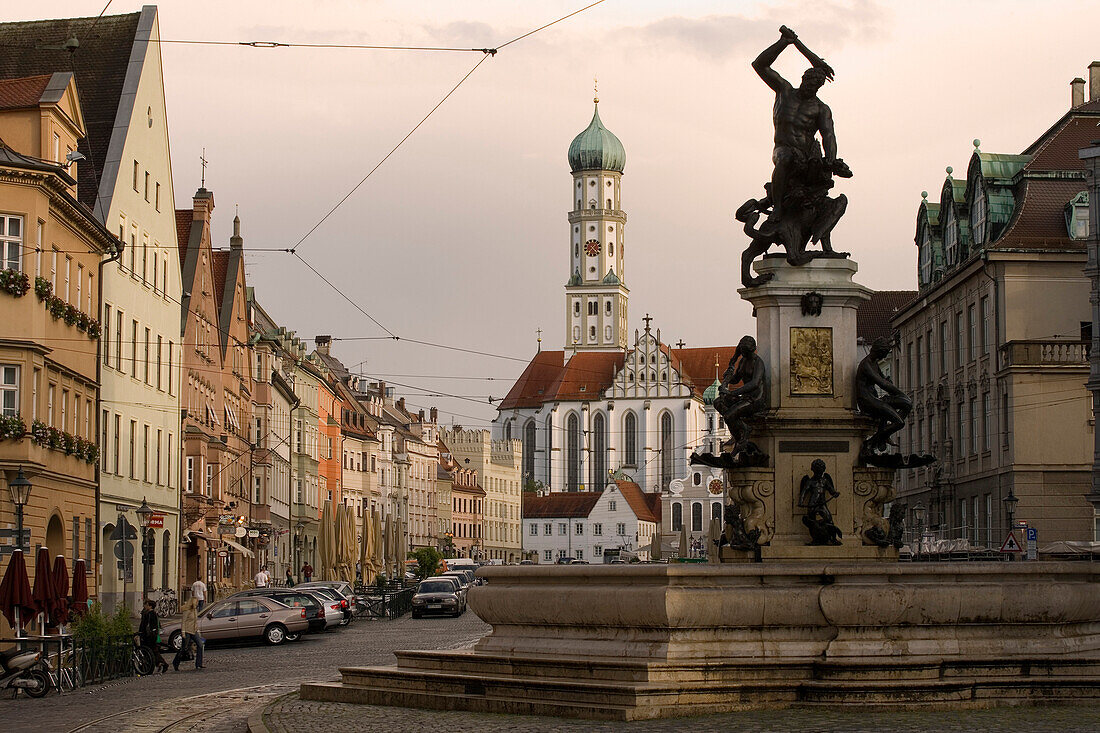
[192,187,214,224]
[314,335,331,356]
[397,397,405,413]
[377,381,386,399]
[418,409,425,423]
[430,407,438,424]
[1072,77,1087,108]
[1090,62,1100,102]
[230,214,243,250]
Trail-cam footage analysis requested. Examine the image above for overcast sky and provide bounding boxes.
[22,1,1100,426]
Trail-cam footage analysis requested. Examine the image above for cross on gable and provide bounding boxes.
[642,313,653,331]
[676,340,685,349]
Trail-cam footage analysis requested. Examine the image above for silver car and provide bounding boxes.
[164,596,309,648]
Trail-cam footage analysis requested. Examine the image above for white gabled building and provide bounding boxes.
[522,480,661,563]
[0,7,182,612]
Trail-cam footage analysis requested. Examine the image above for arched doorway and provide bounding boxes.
[45,514,65,560]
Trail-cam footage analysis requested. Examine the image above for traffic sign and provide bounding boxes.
[1025,527,1038,542]
[109,516,137,541]
[999,532,1023,553]
[113,540,134,560]
[1025,527,1038,560]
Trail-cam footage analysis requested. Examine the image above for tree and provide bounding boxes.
[411,547,443,580]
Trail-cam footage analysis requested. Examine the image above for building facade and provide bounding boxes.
[893,71,1098,544]
[0,73,119,630]
[441,427,521,562]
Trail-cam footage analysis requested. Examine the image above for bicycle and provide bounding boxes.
[42,642,84,693]
[150,587,179,618]
[131,636,155,676]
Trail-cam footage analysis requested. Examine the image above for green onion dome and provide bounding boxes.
[568,103,625,173]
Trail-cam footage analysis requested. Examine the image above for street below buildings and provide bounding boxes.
[0,611,490,732]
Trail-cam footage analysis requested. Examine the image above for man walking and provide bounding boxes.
[301,562,313,583]
[254,565,269,588]
[191,577,207,612]
[172,597,204,671]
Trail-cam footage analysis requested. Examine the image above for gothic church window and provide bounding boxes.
[660,412,674,490]
[591,413,606,490]
[524,421,536,479]
[566,413,580,491]
[623,412,637,466]
[671,502,682,531]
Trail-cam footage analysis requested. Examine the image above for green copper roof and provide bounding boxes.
[702,377,721,406]
[975,152,1030,183]
[567,268,582,286]
[601,268,620,284]
[568,103,625,173]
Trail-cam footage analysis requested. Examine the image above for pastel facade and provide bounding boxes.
[441,427,521,562]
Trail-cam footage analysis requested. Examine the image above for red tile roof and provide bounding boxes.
[671,347,737,397]
[175,210,192,268]
[0,12,141,207]
[498,350,566,410]
[522,492,601,519]
[544,351,624,402]
[211,250,229,309]
[1023,112,1100,171]
[0,74,50,110]
[857,291,916,342]
[993,178,1087,251]
[614,480,661,523]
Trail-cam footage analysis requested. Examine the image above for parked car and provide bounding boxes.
[411,577,466,618]
[294,580,367,617]
[440,570,472,598]
[555,557,576,565]
[230,588,328,635]
[164,596,308,649]
[443,569,476,588]
[296,585,353,626]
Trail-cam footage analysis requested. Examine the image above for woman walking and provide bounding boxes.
[172,597,204,671]
[139,600,169,674]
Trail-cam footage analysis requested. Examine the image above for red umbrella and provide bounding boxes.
[52,555,70,626]
[0,549,35,632]
[32,546,59,628]
[71,558,89,617]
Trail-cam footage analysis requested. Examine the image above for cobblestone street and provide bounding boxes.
[0,612,490,733]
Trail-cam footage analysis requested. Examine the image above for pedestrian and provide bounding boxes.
[139,600,169,674]
[254,566,269,588]
[301,562,313,582]
[191,577,207,612]
[284,567,294,587]
[172,597,204,671]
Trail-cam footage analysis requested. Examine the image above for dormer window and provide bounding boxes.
[970,182,987,248]
[918,227,932,286]
[944,205,958,266]
[1065,191,1089,240]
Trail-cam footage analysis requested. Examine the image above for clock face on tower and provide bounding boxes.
[584,239,601,257]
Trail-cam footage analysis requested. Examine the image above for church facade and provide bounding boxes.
[494,99,736,494]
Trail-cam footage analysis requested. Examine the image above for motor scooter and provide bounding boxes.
[0,646,51,698]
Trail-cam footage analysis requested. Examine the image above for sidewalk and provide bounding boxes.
[248,693,1100,733]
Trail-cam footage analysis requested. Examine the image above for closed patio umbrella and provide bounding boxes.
[52,555,69,626]
[0,549,34,634]
[334,503,351,583]
[707,517,722,564]
[31,547,59,633]
[381,514,392,580]
[319,501,336,581]
[70,559,89,617]
[359,504,371,583]
[649,528,661,562]
[678,521,689,559]
[371,510,383,580]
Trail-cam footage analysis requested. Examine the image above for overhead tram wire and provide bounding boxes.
[154,38,495,54]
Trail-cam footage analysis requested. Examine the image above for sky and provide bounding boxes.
[18,0,1100,427]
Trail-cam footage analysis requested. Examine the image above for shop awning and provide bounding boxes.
[187,530,220,544]
[222,537,255,558]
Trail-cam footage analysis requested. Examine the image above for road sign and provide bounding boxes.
[1025,527,1038,542]
[1025,527,1038,560]
[113,540,134,560]
[109,516,138,541]
[1000,532,1023,553]
[148,514,164,528]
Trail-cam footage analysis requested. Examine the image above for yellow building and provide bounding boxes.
[0,72,120,629]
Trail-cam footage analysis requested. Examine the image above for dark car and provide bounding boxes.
[297,584,353,625]
[231,588,328,635]
[411,577,466,618]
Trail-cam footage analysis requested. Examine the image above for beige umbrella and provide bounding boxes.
[678,521,689,559]
[649,528,661,562]
[338,504,355,583]
[398,516,408,579]
[319,501,336,581]
[382,513,392,580]
[371,509,383,580]
[365,499,378,581]
[345,507,357,582]
[707,517,722,564]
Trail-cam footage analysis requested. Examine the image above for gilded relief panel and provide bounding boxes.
[790,326,833,395]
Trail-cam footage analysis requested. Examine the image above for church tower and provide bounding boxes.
[565,93,628,351]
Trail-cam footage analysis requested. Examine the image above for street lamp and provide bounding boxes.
[912,502,927,560]
[136,497,154,602]
[8,467,32,554]
[1003,490,1019,562]
[294,519,306,583]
